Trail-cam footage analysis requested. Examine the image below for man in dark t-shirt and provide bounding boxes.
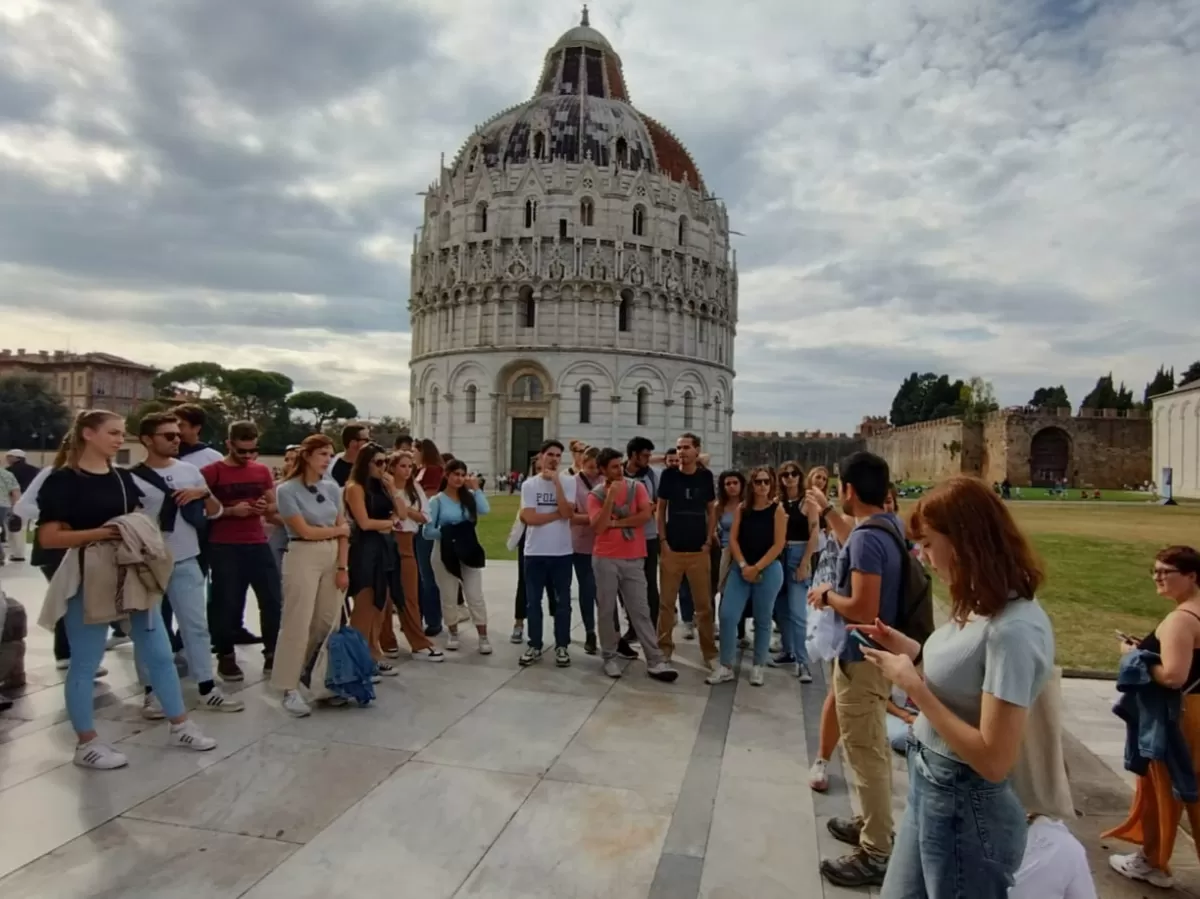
[655,433,717,666]
[201,421,281,683]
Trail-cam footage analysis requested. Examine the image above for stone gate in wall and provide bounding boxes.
[865,407,1152,488]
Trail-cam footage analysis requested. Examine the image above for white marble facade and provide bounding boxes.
[407,11,736,476]
[1152,380,1200,499]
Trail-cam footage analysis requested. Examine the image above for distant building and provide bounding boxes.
[1151,381,1200,500]
[0,348,158,416]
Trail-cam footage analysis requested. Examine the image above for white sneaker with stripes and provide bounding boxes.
[74,740,129,770]
[200,687,245,713]
[167,720,217,752]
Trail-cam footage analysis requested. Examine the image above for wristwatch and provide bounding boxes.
[336,566,348,572]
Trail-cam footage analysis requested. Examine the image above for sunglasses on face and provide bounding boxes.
[231,446,259,457]
[157,432,182,442]
[780,471,799,479]
[752,478,771,486]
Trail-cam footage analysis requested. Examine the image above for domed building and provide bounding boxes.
[408,8,737,476]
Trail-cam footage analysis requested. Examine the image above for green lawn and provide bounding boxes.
[896,481,1166,503]
[479,493,521,561]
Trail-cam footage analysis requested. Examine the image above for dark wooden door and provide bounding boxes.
[511,418,544,475]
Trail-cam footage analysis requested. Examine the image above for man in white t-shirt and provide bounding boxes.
[518,439,576,669]
[131,412,243,715]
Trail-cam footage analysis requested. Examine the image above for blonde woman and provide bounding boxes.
[382,452,443,662]
[37,410,215,768]
[272,435,350,717]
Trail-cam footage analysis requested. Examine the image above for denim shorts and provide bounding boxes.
[883,739,1027,898]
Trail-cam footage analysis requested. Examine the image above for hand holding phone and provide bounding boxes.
[1116,630,1140,649]
[851,629,883,652]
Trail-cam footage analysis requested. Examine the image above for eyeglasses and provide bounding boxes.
[1151,567,1179,579]
[780,471,799,479]
[305,485,327,504]
[752,478,771,486]
[157,432,182,442]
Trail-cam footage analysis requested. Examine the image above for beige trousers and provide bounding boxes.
[430,540,487,628]
[271,540,342,692]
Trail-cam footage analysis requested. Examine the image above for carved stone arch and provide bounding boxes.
[496,358,554,399]
[416,365,440,400]
[449,360,489,396]
[671,369,709,404]
[558,360,616,395]
[620,364,668,397]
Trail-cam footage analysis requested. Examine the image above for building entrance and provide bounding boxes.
[510,418,544,475]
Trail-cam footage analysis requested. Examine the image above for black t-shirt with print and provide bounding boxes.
[658,467,716,552]
[38,467,142,531]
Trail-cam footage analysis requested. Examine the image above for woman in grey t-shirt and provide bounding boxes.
[855,476,1054,899]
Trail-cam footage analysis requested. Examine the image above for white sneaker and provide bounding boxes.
[167,720,217,752]
[383,648,402,659]
[106,634,132,650]
[74,740,128,770]
[446,632,460,651]
[200,687,245,713]
[705,665,735,685]
[377,663,400,677]
[809,758,830,792]
[647,662,679,683]
[478,636,493,655]
[56,659,69,671]
[749,665,765,686]
[141,692,165,720]
[1109,852,1174,888]
[414,647,445,662]
[282,690,311,718]
[603,658,623,678]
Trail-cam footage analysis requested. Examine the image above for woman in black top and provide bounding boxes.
[344,443,406,676]
[707,466,786,687]
[773,462,820,681]
[37,410,215,770]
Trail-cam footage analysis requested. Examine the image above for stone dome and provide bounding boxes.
[453,6,705,191]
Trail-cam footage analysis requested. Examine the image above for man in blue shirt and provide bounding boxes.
[808,452,904,889]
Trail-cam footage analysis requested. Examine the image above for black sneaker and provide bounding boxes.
[217,653,245,683]
[519,647,543,667]
[819,848,888,888]
[767,652,796,668]
[584,632,598,655]
[615,640,639,661]
[827,816,863,847]
[233,628,263,646]
[262,652,274,675]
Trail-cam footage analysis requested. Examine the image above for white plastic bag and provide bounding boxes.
[806,531,846,662]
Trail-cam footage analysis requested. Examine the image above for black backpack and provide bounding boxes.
[857,517,934,647]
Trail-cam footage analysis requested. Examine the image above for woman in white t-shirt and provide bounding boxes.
[384,452,442,662]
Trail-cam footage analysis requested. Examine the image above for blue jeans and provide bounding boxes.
[414,533,442,630]
[679,577,695,624]
[64,592,184,734]
[775,544,810,663]
[572,553,597,636]
[883,741,1027,898]
[138,558,213,685]
[718,560,784,666]
[525,554,574,649]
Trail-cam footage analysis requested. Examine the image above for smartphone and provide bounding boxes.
[851,630,883,651]
[1115,630,1138,645]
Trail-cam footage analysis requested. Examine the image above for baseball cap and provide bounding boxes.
[5,449,25,459]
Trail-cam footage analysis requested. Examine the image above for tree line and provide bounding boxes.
[890,360,1200,428]
[0,360,409,454]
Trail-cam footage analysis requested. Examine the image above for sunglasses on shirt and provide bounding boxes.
[305,485,327,503]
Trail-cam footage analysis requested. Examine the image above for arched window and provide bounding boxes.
[476,202,488,233]
[533,132,546,161]
[511,374,543,401]
[678,216,688,246]
[683,391,695,428]
[618,289,632,332]
[579,384,592,424]
[519,285,535,327]
[636,387,649,427]
[615,137,628,167]
[524,199,537,229]
[465,385,477,424]
[431,387,439,426]
[632,205,645,237]
[580,197,594,227]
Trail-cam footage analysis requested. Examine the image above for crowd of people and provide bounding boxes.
[3,405,1200,897]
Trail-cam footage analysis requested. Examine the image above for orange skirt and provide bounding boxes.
[1103,693,1200,873]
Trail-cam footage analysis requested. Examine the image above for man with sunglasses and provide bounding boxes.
[201,421,282,683]
[132,413,243,714]
[331,423,371,487]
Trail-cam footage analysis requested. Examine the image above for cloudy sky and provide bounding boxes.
[2,0,1197,433]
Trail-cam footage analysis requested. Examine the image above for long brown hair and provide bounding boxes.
[776,460,804,502]
[388,451,420,505]
[908,476,1044,622]
[284,434,334,481]
[61,409,123,470]
[743,466,776,509]
[419,438,442,469]
[348,442,386,489]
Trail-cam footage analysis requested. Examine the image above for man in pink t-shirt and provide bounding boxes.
[587,448,678,682]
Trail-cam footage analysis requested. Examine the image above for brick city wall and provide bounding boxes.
[732,431,865,473]
[865,416,981,483]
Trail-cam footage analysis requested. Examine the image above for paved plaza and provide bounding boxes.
[0,559,1197,898]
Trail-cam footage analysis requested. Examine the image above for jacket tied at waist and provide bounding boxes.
[39,512,175,631]
[438,520,486,581]
[1114,648,1199,802]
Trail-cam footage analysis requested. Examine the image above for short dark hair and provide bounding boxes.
[341,423,368,448]
[664,447,678,457]
[678,432,701,449]
[626,436,654,457]
[839,451,890,507]
[597,447,623,469]
[1157,545,1200,580]
[394,434,413,450]
[173,403,206,428]
[138,412,178,439]
[540,439,564,454]
[228,420,259,443]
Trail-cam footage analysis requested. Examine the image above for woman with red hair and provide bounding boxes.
[855,475,1055,898]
